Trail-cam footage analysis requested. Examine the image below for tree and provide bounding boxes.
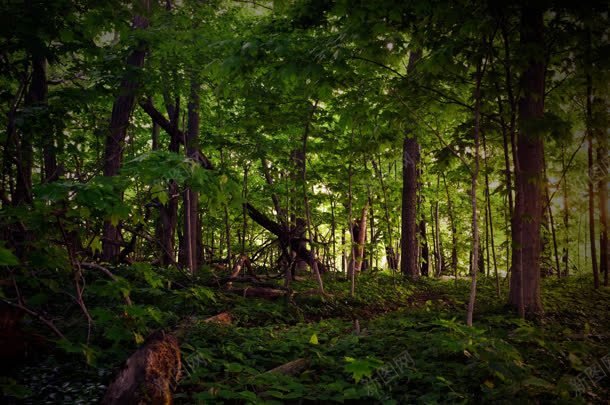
[508,4,545,314]
[400,50,421,280]
[101,0,151,261]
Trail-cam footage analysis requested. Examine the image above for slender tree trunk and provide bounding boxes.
[483,134,500,296]
[15,55,48,204]
[562,146,569,277]
[102,2,150,261]
[224,204,231,265]
[301,102,325,294]
[347,133,356,295]
[596,101,609,286]
[467,55,482,327]
[484,190,491,277]
[331,198,337,272]
[372,157,397,271]
[341,229,346,276]
[33,56,58,183]
[368,189,374,271]
[434,175,443,277]
[155,95,180,266]
[352,202,369,274]
[242,164,249,254]
[443,173,458,280]
[544,157,561,277]
[586,56,599,288]
[508,4,545,314]
[419,219,429,276]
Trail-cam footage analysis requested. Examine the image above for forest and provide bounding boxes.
[0,0,609,403]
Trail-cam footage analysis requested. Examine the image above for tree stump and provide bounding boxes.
[102,331,181,405]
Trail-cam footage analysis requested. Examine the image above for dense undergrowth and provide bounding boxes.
[3,269,610,404]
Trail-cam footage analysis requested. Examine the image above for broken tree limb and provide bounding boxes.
[102,330,181,405]
[0,299,65,340]
[244,203,286,241]
[140,98,213,170]
[229,254,256,278]
[266,358,309,376]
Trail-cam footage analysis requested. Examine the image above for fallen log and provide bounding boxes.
[266,358,309,376]
[102,331,181,405]
[202,312,232,325]
[227,286,289,300]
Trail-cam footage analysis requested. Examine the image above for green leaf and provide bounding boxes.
[343,357,382,383]
[0,243,18,266]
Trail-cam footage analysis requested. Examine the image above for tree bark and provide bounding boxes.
[102,3,150,261]
[508,4,545,314]
[102,331,181,405]
[352,202,369,274]
[183,80,201,274]
[153,96,180,266]
[586,37,599,288]
[419,219,429,276]
[15,55,49,204]
[442,173,458,280]
[372,156,398,271]
[433,175,443,277]
[561,145,569,277]
[483,133,500,296]
[543,155,561,277]
[401,135,420,279]
[596,98,609,286]
[467,54,482,327]
[400,50,421,280]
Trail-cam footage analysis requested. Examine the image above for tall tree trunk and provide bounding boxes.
[367,188,374,271]
[35,56,58,183]
[221,151,232,265]
[301,102,325,294]
[331,198,337,272]
[561,146,569,277]
[596,99,609,286]
[467,54,482,327]
[351,203,369,274]
[341,229,346,276]
[347,132,356,295]
[15,55,48,204]
[241,164,249,254]
[102,2,150,261]
[154,96,180,266]
[585,38,599,288]
[543,157,561,277]
[442,173,458,280]
[508,4,545,314]
[434,175,443,277]
[400,50,421,279]
[483,133,500,296]
[419,219,429,276]
[371,156,397,271]
[183,80,200,274]
[401,134,420,279]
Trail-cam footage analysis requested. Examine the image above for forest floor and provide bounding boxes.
[5,271,610,404]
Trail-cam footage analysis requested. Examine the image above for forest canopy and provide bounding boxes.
[0,0,609,403]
